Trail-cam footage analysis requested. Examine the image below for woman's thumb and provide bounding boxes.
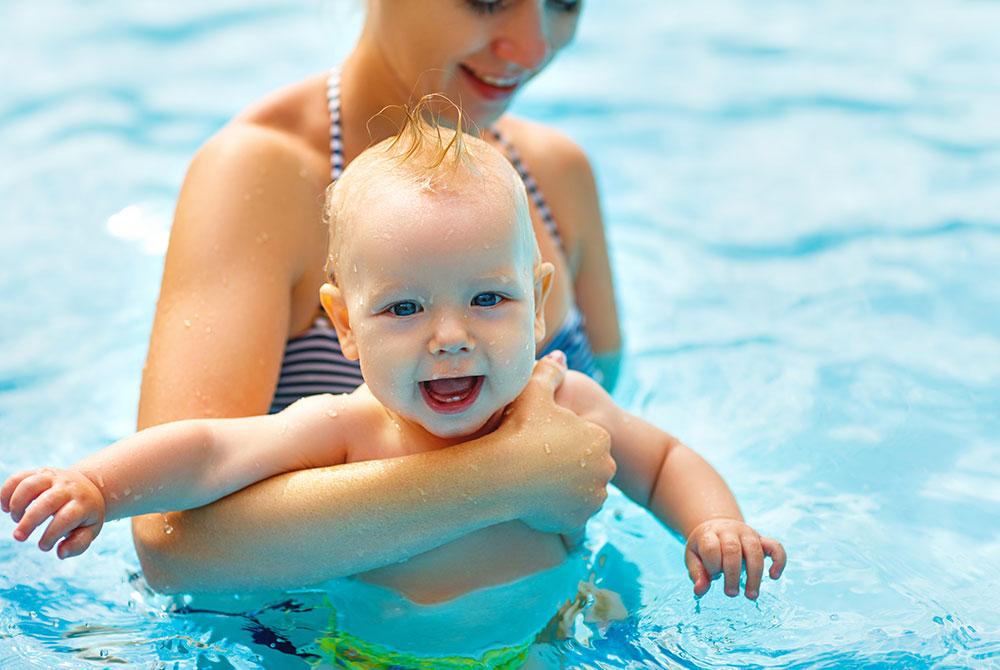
[528,350,567,398]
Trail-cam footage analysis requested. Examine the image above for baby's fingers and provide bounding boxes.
[741,533,764,600]
[720,532,743,597]
[761,536,787,579]
[684,546,711,597]
[7,475,57,523]
[12,489,69,542]
[56,525,99,559]
[1,471,37,513]
[37,502,91,552]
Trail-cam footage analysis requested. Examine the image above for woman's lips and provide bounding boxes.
[420,376,485,414]
[459,64,521,102]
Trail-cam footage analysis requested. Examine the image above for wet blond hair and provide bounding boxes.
[323,95,535,285]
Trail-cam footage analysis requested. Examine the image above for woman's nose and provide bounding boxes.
[491,2,550,71]
[429,316,475,356]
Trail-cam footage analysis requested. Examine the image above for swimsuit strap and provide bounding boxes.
[488,126,565,255]
[327,67,344,181]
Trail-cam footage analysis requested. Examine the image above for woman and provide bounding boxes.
[133,0,621,592]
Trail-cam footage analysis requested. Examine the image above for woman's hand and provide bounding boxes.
[1,468,105,558]
[499,351,616,535]
[684,517,786,600]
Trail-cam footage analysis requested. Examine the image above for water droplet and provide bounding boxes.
[183,320,192,328]
[543,443,551,454]
[326,410,339,418]
[418,488,427,497]
[161,514,174,535]
[579,459,587,468]
[123,488,132,497]
[95,474,105,488]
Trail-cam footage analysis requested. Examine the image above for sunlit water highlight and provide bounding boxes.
[1,1,998,668]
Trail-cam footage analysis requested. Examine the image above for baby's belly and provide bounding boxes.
[357,521,567,605]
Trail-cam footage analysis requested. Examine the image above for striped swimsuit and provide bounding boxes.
[269,70,597,413]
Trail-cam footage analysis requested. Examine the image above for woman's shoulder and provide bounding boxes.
[494,115,595,182]
[189,72,331,180]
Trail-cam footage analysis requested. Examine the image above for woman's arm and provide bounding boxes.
[134,355,615,593]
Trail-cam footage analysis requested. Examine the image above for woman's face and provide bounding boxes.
[364,0,582,125]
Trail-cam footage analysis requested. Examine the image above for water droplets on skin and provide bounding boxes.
[161,513,173,535]
[418,488,427,497]
[579,459,587,468]
[183,320,192,328]
[544,443,552,454]
[326,410,339,419]
[95,474,105,488]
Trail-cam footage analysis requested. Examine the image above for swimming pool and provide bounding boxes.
[2,0,998,667]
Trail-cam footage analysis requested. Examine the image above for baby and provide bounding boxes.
[2,105,784,659]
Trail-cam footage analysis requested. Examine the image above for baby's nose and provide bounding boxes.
[429,317,475,356]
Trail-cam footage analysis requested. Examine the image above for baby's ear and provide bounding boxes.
[533,262,555,344]
[319,283,359,360]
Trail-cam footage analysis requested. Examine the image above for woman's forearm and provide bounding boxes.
[132,439,520,593]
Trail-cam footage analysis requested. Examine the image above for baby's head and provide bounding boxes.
[320,100,554,438]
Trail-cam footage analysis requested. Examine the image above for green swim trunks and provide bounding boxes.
[312,627,533,669]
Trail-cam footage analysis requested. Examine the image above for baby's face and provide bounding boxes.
[323,182,550,438]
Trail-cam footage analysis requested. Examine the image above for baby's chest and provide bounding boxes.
[357,521,567,605]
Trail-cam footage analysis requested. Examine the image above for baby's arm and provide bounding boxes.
[555,372,786,600]
[0,393,351,558]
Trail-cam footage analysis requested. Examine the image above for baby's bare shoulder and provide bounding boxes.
[268,388,388,469]
[553,371,617,427]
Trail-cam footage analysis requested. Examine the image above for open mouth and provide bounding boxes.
[459,64,522,101]
[419,375,485,414]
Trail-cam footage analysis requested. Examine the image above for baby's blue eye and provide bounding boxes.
[472,292,504,307]
[388,301,420,317]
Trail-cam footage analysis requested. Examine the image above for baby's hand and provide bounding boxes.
[0,468,106,558]
[684,518,786,601]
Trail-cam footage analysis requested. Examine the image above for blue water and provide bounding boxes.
[2,1,999,667]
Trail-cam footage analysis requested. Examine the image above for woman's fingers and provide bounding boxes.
[524,351,568,402]
[741,533,764,599]
[761,536,787,579]
[13,489,69,542]
[56,525,99,559]
[38,503,88,552]
[7,474,55,523]
[720,532,743,597]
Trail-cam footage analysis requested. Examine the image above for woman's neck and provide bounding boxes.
[339,37,420,156]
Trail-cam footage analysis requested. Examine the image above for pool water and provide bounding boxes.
[2,1,999,668]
